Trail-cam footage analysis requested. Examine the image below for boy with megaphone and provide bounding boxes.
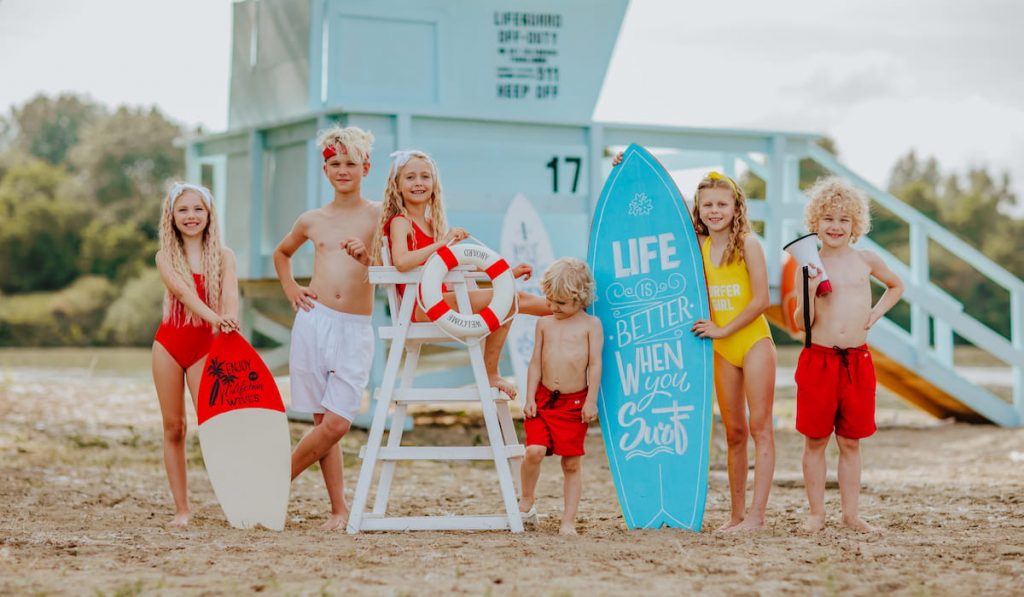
[792,177,903,533]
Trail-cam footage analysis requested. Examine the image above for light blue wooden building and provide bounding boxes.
[186,0,1023,427]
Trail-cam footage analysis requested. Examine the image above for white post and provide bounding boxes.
[909,221,930,358]
[764,135,786,288]
[1012,288,1023,425]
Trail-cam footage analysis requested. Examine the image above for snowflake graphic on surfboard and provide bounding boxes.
[587,144,714,531]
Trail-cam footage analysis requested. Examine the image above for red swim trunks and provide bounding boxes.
[524,384,589,457]
[795,344,876,439]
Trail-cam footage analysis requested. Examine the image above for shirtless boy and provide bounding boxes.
[794,176,903,533]
[273,125,380,530]
[517,258,603,535]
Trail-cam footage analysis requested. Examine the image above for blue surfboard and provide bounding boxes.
[587,144,713,531]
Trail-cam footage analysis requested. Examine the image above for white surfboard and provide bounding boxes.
[197,332,291,531]
[500,194,555,396]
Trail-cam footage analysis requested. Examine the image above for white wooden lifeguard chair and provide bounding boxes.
[347,243,525,532]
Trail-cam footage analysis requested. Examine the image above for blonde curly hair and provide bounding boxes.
[371,150,449,265]
[316,124,374,165]
[692,172,750,265]
[158,183,223,326]
[541,257,596,308]
[804,176,871,242]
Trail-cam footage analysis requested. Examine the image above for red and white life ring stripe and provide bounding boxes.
[417,244,515,338]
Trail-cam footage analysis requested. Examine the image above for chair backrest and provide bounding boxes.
[379,237,403,319]
[379,235,483,315]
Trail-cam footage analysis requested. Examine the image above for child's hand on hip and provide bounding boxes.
[865,309,881,330]
[285,284,317,312]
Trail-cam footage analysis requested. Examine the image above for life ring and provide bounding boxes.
[779,252,801,338]
[417,243,516,338]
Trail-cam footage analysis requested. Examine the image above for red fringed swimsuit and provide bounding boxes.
[154,273,215,369]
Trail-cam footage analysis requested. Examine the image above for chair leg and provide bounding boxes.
[468,342,524,533]
[496,400,523,495]
[373,345,420,515]
[348,308,412,533]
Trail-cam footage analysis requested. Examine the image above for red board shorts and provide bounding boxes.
[795,344,876,440]
[524,384,589,457]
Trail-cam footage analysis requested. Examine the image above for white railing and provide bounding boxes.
[803,144,1022,423]
[189,113,1023,426]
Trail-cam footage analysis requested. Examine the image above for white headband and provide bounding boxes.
[167,182,213,209]
[389,149,431,171]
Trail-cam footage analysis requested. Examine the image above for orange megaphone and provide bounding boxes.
[783,234,832,296]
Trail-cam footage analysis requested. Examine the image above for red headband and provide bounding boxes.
[322,145,370,168]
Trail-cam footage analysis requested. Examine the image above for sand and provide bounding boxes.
[1,347,1022,596]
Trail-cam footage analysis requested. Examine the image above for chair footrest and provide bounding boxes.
[352,514,517,532]
[377,388,511,403]
[359,445,525,460]
[378,324,457,341]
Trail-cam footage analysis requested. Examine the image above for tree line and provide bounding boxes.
[0,93,1020,345]
[0,93,183,345]
[741,139,1023,343]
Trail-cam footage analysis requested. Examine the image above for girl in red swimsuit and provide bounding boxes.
[370,150,552,398]
[152,182,240,527]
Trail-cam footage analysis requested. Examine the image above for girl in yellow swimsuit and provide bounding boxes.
[690,172,777,532]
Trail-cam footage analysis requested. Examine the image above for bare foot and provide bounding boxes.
[490,375,517,399]
[842,515,877,533]
[169,512,190,527]
[802,514,826,533]
[724,517,765,532]
[715,518,743,532]
[320,512,349,531]
[559,523,578,536]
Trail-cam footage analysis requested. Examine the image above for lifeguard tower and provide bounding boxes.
[186,0,1023,452]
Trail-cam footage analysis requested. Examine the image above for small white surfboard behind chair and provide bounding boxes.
[500,194,555,396]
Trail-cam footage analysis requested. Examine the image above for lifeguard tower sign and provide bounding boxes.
[208,0,629,282]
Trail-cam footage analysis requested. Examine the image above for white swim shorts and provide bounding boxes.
[288,301,374,421]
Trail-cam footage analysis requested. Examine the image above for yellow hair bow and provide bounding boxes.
[706,171,738,193]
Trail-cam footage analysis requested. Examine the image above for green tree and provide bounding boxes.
[10,94,104,165]
[78,219,155,282]
[68,106,184,207]
[99,268,164,345]
[0,114,14,151]
[0,196,87,292]
[0,158,89,292]
[0,156,66,207]
[883,150,1023,339]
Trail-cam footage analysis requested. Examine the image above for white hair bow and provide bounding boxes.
[167,182,213,208]
[389,150,428,170]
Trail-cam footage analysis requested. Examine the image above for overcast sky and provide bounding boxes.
[2,0,1022,202]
